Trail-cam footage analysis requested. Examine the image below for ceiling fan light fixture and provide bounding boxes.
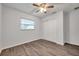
[40,7,47,13]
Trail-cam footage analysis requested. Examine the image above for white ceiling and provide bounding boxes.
[3,3,79,18]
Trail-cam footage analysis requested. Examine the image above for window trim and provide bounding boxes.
[20,18,35,30]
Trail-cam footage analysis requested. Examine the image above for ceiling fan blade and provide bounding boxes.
[36,10,40,13]
[47,6,54,8]
[32,4,39,7]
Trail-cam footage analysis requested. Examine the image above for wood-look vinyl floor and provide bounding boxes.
[1,39,79,56]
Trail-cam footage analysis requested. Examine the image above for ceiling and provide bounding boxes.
[3,3,79,18]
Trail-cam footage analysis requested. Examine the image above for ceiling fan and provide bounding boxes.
[32,3,54,13]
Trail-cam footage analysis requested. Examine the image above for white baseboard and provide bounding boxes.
[2,39,39,50]
[65,41,79,46]
[56,41,64,45]
[43,39,64,45]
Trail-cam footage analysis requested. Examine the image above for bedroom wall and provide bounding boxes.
[63,12,70,43]
[69,9,79,45]
[42,11,64,45]
[0,4,2,52]
[2,6,41,49]
[63,10,79,46]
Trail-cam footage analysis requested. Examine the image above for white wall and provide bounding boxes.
[2,6,41,49]
[63,12,70,43]
[56,11,64,45]
[69,9,79,45]
[42,11,64,45]
[42,16,56,42]
[0,4,2,52]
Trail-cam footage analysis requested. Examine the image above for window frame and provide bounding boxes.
[20,18,35,30]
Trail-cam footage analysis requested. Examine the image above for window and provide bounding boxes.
[20,18,35,30]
